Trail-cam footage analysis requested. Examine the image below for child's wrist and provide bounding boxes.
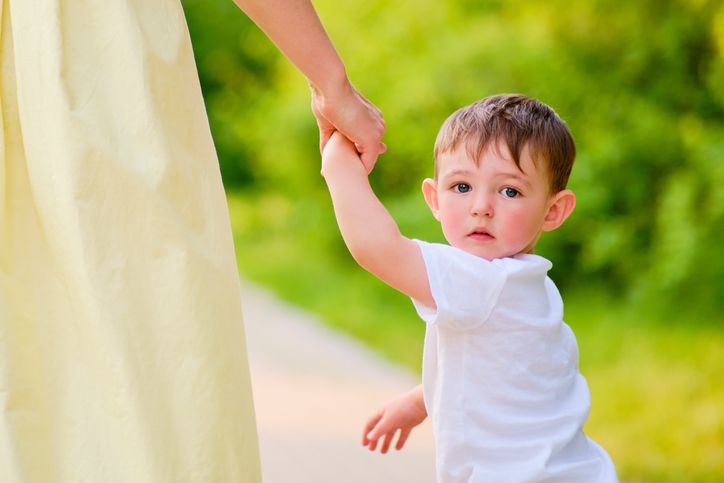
[321,157,364,180]
[411,385,426,414]
[321,136,368,179]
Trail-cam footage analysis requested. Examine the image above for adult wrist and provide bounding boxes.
[309,63,351,102]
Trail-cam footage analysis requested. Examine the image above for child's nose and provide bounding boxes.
[470,193,493,217]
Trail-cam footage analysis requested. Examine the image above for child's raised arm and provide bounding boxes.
[321,133,434,307]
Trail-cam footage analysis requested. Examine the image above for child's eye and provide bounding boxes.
[453,183,472,193]
[500,187,520,198]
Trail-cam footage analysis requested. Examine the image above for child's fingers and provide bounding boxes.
[380,430,395,454]
[362,412,383,445]
[367,414,397,443]
[396,428,412,450]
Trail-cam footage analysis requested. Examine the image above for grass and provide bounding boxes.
[227,190,724,482]
[566,295,724,482]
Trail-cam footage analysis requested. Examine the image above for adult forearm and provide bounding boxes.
[232,0,348,95]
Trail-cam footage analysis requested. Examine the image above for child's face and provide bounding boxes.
[423,141,562,260]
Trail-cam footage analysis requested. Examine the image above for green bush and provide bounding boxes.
[183,1,724,479]
[184,0,724,313]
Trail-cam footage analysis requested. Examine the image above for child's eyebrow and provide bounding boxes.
[441,168,533,188]
[497,172,533,188]
[441,168,475,178]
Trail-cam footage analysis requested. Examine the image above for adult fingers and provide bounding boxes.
[359,150,377,173]
[358,142,387,173]
[319,125,335,154]
[314,107,335,154]
[315,84,386,172]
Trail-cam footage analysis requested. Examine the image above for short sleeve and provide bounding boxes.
[411,240,507,330]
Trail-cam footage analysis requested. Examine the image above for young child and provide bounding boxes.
[321,94,618,482]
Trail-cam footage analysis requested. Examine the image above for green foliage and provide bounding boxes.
[567,294,724,482]
[183,0,282,186]
[180,0,724,478]
[185,0,724,312]
[228,191,724,482]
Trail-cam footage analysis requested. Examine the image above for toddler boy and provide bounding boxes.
[321,94,617,482]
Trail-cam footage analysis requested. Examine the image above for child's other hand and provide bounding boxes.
[362,385,427,454]
[321,131,365,176]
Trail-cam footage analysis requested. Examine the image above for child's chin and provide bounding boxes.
[460,245,499,261]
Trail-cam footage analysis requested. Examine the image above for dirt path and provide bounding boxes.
[241,281,436,483]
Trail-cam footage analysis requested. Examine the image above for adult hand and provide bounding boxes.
[311,79,386,173]
[232,1,385,170]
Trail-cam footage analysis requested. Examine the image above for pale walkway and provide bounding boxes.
[241,282,436,483]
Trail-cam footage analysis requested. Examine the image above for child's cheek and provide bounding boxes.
[505,208,540,244]
[439,204,467,240]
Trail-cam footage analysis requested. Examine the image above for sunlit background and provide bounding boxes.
[182,1,723,480]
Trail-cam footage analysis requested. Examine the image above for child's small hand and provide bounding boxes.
[362,385,427,454]
[321,131,374,177]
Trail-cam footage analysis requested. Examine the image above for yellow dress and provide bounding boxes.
[0,0,261,481]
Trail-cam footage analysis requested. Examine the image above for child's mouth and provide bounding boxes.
[468,230,494,241]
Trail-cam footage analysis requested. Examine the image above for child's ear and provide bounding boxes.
[422,178,441,221]
[542,189,576,232]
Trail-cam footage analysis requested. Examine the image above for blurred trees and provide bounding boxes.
[183,0,724,314]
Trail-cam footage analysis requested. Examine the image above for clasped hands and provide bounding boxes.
[311,78,386,174]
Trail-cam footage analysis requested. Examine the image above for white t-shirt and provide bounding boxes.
[411,240,618,483]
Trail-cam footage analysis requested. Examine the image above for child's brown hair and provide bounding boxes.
[434,94,576,193]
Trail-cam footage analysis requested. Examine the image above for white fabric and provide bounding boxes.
[412,240,617,483]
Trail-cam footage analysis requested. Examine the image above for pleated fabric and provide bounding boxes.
[0,0,261,481]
